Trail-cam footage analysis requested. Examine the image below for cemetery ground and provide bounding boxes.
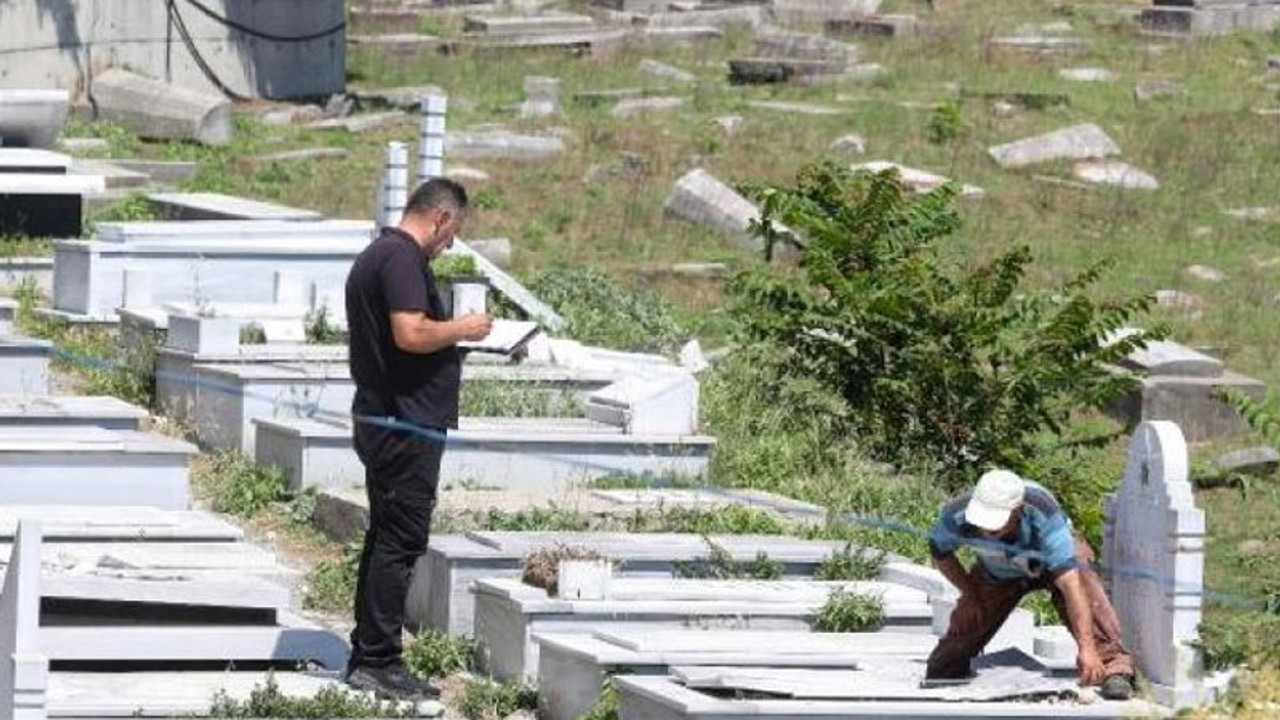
[6,0,1280,714]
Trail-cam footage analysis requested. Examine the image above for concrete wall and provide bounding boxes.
[0,0,344,100]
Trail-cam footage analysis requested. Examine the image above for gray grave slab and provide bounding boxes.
[51,237,363,322]
[303,111,412,133]
[1119,339,1223,377]
[59,138,108,152]
[412,532,879,635]
[987,36,1091,52]
[1141,3,1280,35]
[588,488,825,522]
[70,159,151,190]
[1060,67,1118,82]
[42,626,347,670]
[94,218,373,244]
[110,160,199,185]
[0,149,71,174]
[0,336,51,396]
[536,630,939,720]
[247,148,350,165]
[48,671,359,718]
[4,542,280,574]
[448,28,629,54]
[146,192,324,221]
[747,100,845,115]
[1073,161,1159,190]
[663,168,797,254]
[0,506,242,542]
[639,6,764,27]
[0,519,46,720]
[91,69,233,146]
[252,415,715,492]
[474,577,933,681]
[638,59,697,83]
[0,395,146,431]
[853,161,984,198]
[0,426,195,510]
[754,29,859,62]
[639,26,724,42]
[612,97,687,118]
[1103,422,1206,707]
[445,131,566,160]
[42,571,289,613]
[769,0,882,23]
[614,673,1167,719]
[464,12,596,32]
[0,89,70,149]
[987,124,1121,169]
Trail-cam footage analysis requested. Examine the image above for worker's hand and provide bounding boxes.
[1076,645,1106,687]
[456,313,493,341]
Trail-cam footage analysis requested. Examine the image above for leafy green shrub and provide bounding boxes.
[814,588,885,632]
[209,673,413,718]
[1018,590,1059,626]
[925,99,966,144]
[733,163,1165,489]
[456,678,538,720]
[528,266,686,352]
[403,630,478,679]
[196,452,289,518]
[1196,610,1280,671]
[814,542,886,581]
[304,540,362,612]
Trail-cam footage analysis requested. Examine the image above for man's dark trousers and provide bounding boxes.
[349,417,445,669]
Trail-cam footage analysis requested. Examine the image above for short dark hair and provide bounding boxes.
[404,177,468,217]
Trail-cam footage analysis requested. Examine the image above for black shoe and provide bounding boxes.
[1099,674,1135,701]
[346,663,439,701]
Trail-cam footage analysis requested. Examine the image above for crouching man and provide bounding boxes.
[925,469,1137,700]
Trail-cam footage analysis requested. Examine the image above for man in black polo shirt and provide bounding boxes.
[343,178,492,699]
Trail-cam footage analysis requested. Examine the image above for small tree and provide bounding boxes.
[731,163,1164,488]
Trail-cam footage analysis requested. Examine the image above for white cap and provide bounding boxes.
[964,469,1025,531]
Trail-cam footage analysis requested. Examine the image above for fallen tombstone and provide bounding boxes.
[244,147,349,165]
[638,58,698,83]
[663,168,798,254]
[612,96,685,117]
[754,28,859,62]
[445,130,566,160]
[90,69,233,145]
[1135,78,1187,101]
[463,12,597,33]
[145,192,323,221]
[521,76,563,119]
[1072,161,1159,190]
[825,13,917,36]
[1181,264,1225,282]
[302,111,410,133]
[747,100,845,115]
[260,105,326,126]
[770,0,883,24]
[987,123,1121,169]
[110,159,198,185]
[986,35,1091,53]
[854,160,984,198]
[1060,67,1118,82]
[830,133,867,153]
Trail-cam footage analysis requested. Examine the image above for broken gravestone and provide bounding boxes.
[612,97,685,118]
[1102,421,1205,708]
[663,168,795,257]
[638,59,697,84]
[1073,161,1159,190]
[91,69,233,145]
[987,123,1120,169]
[1059,67,1118,83]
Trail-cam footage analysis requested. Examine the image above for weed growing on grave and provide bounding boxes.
[577,678,620,720]
[674,541,783,580]
[456,678,538,720]
[85,191,159,231]
[431,253,480,281]
[814,588,886,632]
[645,505,790,535]
[303,540,362,612]
[0,236,53,258]
[403,630,479,679]
[30,319,156,408]
[304,305,345,344]
[209,672,414,718]
[473,507,594,532]
[527,266,687,353]
[60,119,140,157]
[521,544,603,596]
[240,321,268,345]
[459,379,584,418]
[193,451,290,518]
[814,541,886,582]
[925,99,966,145]
[1178,663,1280,720]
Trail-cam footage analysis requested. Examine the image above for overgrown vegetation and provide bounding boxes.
[734,164,1165,489]
[813,588,886,632]
[459,379,584,418]
[194,451,290,519]
[304,305,345,344]
[528,266,686,352]
[304,540,362,612]
[209,673,414,718]
[403,630,479,679]
[813,542,886,581]
[674,541,782,580]
[455,678,538,720]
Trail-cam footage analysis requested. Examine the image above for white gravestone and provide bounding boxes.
[1102,421,1205,708]
[0,520,47,720]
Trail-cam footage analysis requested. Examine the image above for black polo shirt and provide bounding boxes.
[345,227,461,429]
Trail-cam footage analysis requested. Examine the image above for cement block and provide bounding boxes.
[0,519,46,720]
[474,577,933,682]
[586,372,699,434]
[94,218,373,244]
[663,168,798,254]
[0,149,71,174]
[91,69,233,145]
[0,426,195,510]
[146,192,323,221]
[1108,370,1264,442]
[0,89,69,149]
[463,13,596,33]
[0,336,51,396]
[0,506,241,542]
[1072,161,1159,190]
[0,395,147,431]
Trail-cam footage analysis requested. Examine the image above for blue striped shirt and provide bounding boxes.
[927,481,1077,581]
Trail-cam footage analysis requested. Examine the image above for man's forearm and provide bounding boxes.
[1055,570,1098,654]
[396,315,464,354]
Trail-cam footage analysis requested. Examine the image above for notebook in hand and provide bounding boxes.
[458,319,542,355]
